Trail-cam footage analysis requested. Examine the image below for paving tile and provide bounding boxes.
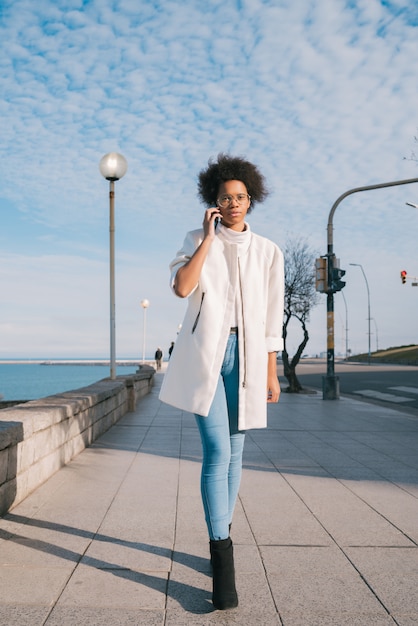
[0,565,73,604]
[240,469,334,546]
[81,538,173,572]
[45,606,165,625]
[260,546,391,618]
[0,606,51,626]
[56,563,168,610]
[346,547,418,618]
[279,612,394,625]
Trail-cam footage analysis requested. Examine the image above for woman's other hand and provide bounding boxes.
[267,352,281,403]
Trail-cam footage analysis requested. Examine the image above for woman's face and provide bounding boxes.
[216,180,251,232]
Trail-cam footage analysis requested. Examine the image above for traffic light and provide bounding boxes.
[330,257,346,292]
[400,270,407,284]
[331,267,346,292]
[315,257,327,293]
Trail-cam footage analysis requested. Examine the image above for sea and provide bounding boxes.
[0,360,149,402]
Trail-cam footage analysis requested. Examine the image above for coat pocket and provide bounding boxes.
[191,292,205,333]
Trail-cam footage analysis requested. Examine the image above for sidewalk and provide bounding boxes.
[0,372,417,625]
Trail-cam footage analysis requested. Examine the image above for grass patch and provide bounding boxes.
[347,344,418,365]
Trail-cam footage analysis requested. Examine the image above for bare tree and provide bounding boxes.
[282,238,319,392]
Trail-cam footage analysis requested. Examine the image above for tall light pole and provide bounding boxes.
[371,317,379,352]
[99,152,128,380]
[323,176,418,399]
[340,290,349,359]
[141,299,150,364]
[350,263,371,364]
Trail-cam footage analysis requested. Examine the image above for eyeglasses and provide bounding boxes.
[217,193,251,208]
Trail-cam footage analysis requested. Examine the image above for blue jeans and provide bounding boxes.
[195,333,246,541]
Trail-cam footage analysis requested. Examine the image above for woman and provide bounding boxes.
[159,154,284,610]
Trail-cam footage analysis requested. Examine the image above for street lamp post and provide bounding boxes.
[323,176,418,400]
[141,299,150,364]
[350,263,371,364]
[99,152,128,380]
[341,290,349,359]
[371,317,379,352]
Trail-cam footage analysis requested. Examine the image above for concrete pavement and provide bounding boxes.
[0,370,417,625]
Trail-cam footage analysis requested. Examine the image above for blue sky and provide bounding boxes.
[1,0,417,359]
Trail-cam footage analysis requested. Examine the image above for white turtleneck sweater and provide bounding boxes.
[217,223,251,328]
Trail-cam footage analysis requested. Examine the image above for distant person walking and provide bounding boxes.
[159,154,285,610]
[154,348,163,370]
[168,341,175,358]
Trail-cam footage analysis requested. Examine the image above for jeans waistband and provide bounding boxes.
[230,327,238,334]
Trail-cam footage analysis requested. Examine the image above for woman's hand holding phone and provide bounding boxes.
[203,207,222,239]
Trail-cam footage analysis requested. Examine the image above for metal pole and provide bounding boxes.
[323,176,418,400]
[142,307,147,363]
[341,290,349,359]
[323,254,339,399]
[100,153,127,380]
[140,299,150,364]
[109,181,116,380]
[372,318,379,352]
[361,265,371,364]
[350,264,371,363]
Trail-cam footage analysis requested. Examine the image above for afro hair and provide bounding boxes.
[197,153,269,211]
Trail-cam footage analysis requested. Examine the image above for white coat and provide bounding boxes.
[159,223,285,430]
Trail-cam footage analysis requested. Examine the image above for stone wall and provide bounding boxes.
[0,368,154,516]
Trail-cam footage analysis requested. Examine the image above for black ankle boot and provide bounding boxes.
[209,525,231,566]
[209,537,238,610]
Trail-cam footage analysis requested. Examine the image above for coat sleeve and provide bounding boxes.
[169,229,203,297]
[265,244,285,352]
